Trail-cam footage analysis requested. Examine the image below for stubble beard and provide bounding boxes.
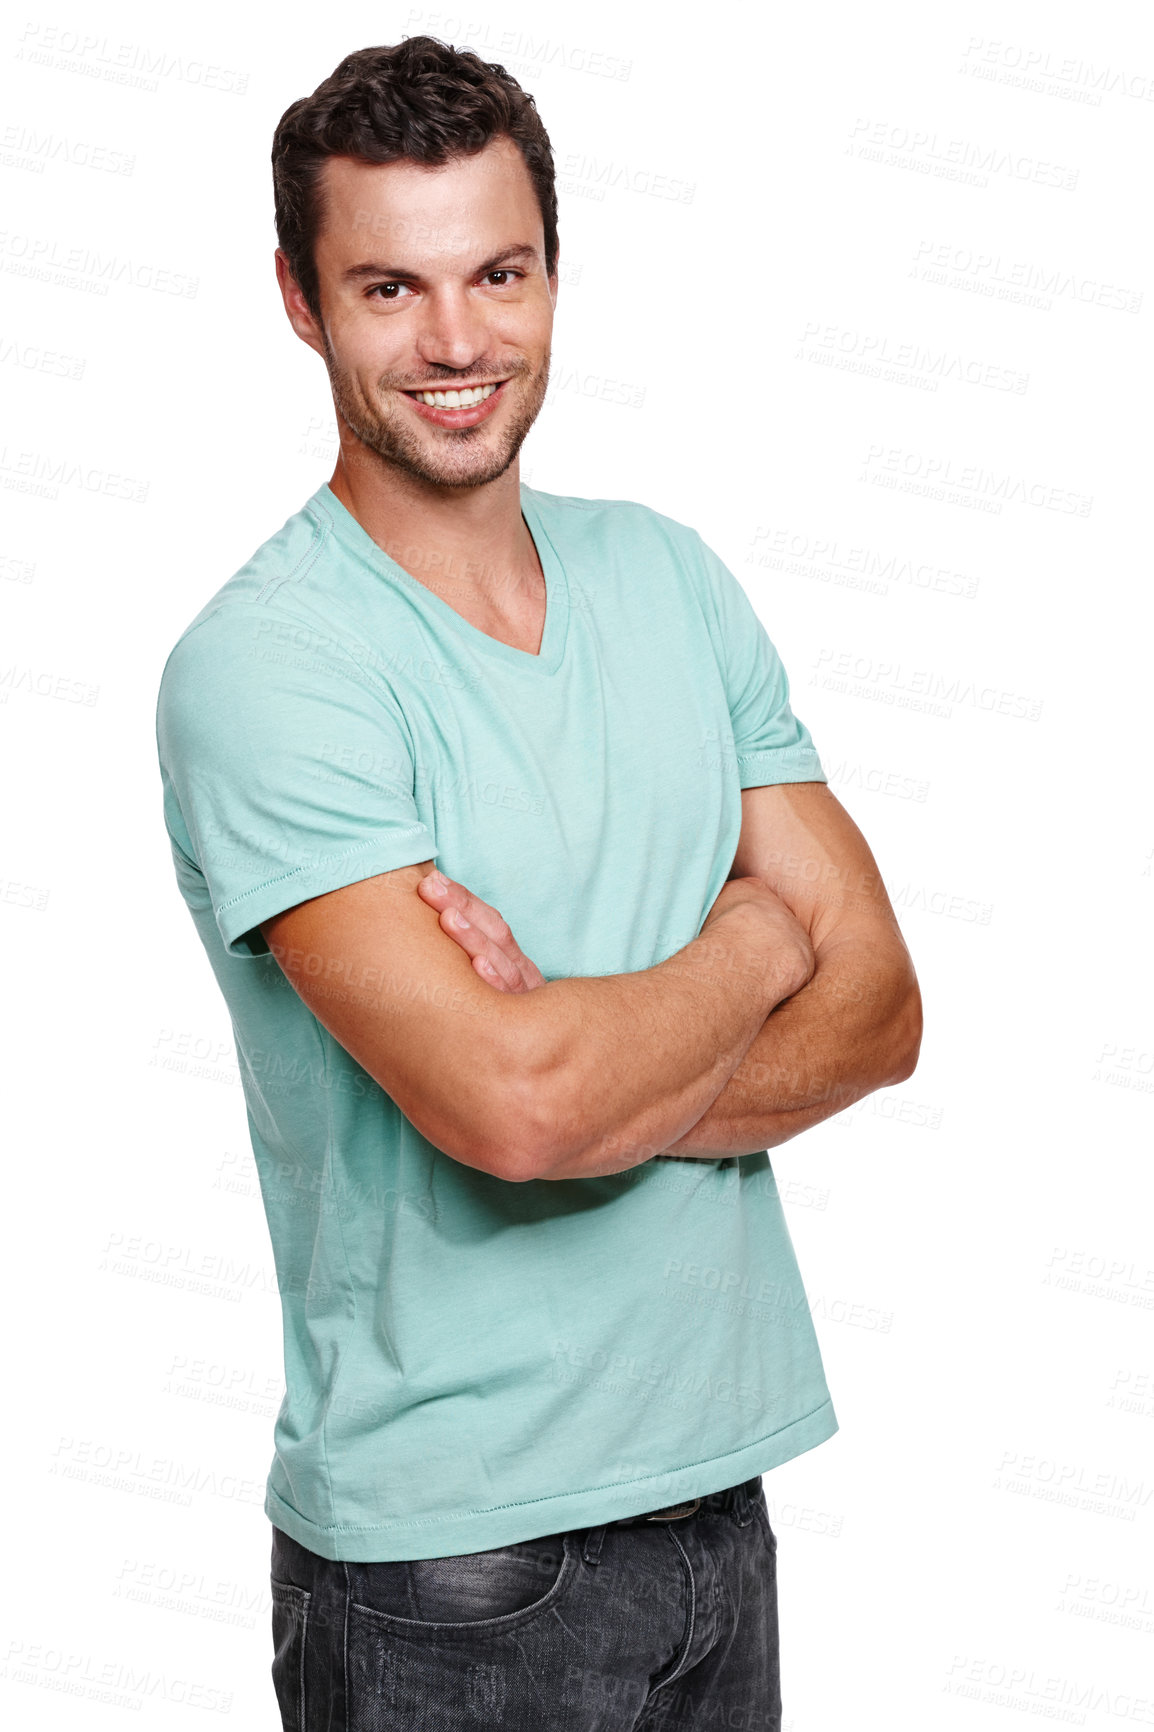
[323,338,551,491]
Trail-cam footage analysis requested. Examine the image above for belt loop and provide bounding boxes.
[582,1524,607,1566]
[733,1476,756,1527]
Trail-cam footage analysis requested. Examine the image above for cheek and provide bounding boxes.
[492,298,552,353]
[501,327,550,375]
[329,312,404,379]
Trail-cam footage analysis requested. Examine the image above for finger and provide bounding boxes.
[467,935,542,993]
[473,953,515,991]
[439,906,523,990]
[477,950,544,993]
[444,886,519,954]
[435,898,526,990]
[463,912,543,991]
[420,872,539,988]
[462,904,542,986]
[514,954,546,990]
[420,871,510,944]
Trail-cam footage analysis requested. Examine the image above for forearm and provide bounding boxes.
[504,910,808,1181]
[659,933,922,1159]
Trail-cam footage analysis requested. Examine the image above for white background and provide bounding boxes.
[2,1,1152,1726]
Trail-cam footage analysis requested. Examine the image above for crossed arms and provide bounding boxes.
[260,781,921,1182]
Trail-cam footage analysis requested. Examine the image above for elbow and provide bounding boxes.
[496,1046,579,1182]
[882,976,923,1086]
[460,1134,541,1184]
[460,1006,575,1183]
[496,1014,601,1181]
[439,1082,548,1185]
[428,1106,546,1186]
[382,1044,555,1188]
[474,1098,569,1186]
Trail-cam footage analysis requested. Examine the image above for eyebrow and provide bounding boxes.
[341,243,541,284]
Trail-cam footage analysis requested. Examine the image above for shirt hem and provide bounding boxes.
[737,749,827,789]
[216,830,436,956]
[263,1397,839,1561]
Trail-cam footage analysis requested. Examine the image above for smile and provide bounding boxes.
[399,378,511,427]
[403,381,505,407]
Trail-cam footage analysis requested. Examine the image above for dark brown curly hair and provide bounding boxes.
[272,37,559,321]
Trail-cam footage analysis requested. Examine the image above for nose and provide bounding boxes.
[415,285,491,375]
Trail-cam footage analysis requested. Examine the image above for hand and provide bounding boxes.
[702,874,816,1002]
[417,869,545,993]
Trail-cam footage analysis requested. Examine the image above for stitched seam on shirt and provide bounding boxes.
[735,746,820,761]
[215,828,429,917]
[255,512,330,604]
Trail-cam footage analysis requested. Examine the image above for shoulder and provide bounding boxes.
[155,495,364,758]
[165,490,333,646]
[521,484,707,566]
[156,490,360,698]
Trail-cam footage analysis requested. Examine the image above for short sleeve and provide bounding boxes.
[690,531,827,789]
[156,604,438,958]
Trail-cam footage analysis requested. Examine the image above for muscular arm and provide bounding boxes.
[660,782,922,1158]
[259,866,813,1184]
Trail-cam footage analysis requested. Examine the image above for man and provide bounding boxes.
[155,36,921,1732]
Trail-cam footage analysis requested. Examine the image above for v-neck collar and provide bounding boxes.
[309,481,570,676]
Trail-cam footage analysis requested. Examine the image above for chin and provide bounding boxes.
[408,432,524,490]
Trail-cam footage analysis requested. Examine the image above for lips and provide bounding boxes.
[401,378,510,428]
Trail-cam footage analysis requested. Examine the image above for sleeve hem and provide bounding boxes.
[737,748,827,789]
[216,829,436,957]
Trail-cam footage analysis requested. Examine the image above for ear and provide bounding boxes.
[275,249,327,359]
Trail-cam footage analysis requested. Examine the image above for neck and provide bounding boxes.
[327,447,540,608]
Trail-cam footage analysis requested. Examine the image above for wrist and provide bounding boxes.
[740,900,815,1008]
[689,903,793,1019]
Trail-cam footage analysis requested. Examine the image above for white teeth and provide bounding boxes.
[416,384,498,408]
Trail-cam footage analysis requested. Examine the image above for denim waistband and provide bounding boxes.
[607,1474,761,1527]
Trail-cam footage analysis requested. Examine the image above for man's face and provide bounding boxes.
[286,137,556,492]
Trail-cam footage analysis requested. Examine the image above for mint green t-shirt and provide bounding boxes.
[155,481,838,1561]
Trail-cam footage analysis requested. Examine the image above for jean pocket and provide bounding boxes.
[347,1536,578,1730]
[270,1579,310,1730]
[351,1530,574,1633]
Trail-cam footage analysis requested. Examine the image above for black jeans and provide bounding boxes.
[270,1476,780,1729]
